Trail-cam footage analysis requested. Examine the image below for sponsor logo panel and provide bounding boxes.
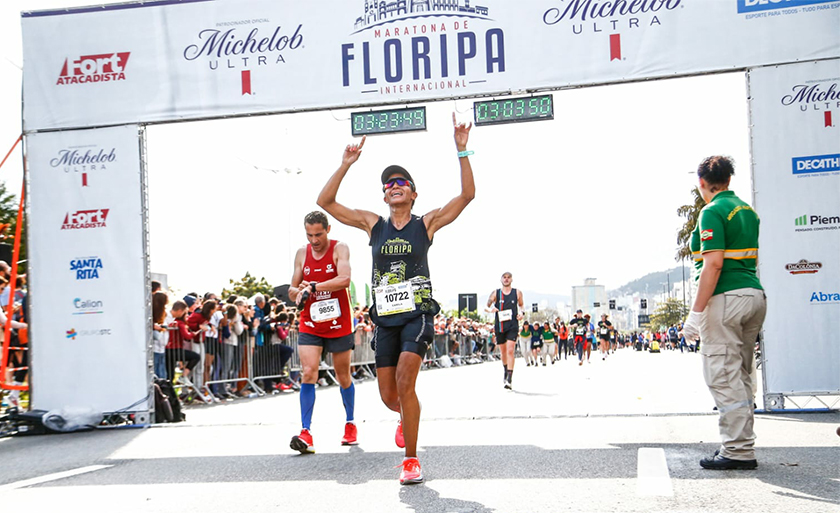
[785,259,822,274]
[57,52,130,86]
[70,257,103,280]
[66,327,112,340]
[810,291,840,304]
[61,209,109,230]
[793,213,840,232]
[50,146,117,186]
[738,0,838,14]
[780,80,839,128]
[73,297,104,315]
[792,153,840,176]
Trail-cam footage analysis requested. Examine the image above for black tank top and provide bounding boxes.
[494,288,518,333]
[369,215,440,327]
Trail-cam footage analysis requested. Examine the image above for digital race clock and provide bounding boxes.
[473,94,554,126]
[351,107,427,136]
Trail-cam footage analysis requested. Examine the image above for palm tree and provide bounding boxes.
[675,187,705,261]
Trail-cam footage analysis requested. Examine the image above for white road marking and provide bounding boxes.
[0,465,112,491]
[636,448,673,497]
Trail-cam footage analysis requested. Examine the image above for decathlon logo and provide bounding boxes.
[792,154,840,176]
[57,52,130,86]
[61,209,109,230]
[70,257,103,280]
[342,1,503,96]
[737,0,836,13]
[810,291,840,304]
[786,259,822,275]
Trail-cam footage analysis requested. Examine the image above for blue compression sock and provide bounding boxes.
[340,382,355,422]
[300,383,316,430]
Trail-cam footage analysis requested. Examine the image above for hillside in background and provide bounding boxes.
[609,265,692,297]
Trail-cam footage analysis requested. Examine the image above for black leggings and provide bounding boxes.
[165,348,200,385]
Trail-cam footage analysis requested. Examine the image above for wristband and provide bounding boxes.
[310,282,317,293]
[457,150,473,158]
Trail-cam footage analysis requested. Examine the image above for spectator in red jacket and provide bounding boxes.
[165,300,201,385]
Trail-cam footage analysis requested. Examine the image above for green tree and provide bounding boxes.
[221,272,273,299]
[676,187,705,261]
[649,297,689,332]
[0,180,26,272]
[527,307,559,325]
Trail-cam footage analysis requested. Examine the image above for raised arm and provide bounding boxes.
[316,135,380,236]
[424,113,476,239]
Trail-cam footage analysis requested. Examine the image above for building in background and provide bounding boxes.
[572,278,607,319]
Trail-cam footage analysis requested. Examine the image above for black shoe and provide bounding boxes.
[700,454,757,470]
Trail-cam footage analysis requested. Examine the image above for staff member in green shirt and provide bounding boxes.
[682,156,766,471]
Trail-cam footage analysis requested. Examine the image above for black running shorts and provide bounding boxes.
[298,332,355,353]
[372,314,434,368]
[495,326,518,344]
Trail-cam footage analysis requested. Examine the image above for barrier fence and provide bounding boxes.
[158,327,504,413]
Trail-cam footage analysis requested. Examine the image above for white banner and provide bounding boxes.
[21,0,840,131]
[749,59,840,395]
[26,126,149,414]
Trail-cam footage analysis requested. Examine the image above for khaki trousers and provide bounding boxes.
[700,287,767,460]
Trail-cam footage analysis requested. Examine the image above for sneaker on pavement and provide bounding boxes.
[398,457,424,485]
[395,420,405,449]
[290,429,315,454]
[341,422,358,446]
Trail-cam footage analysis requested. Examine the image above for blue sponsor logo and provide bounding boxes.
[792,153,840,175]
[73,298,104,315]
[738,0,836,13]
[70,257,103,280]
[810,291,840,303]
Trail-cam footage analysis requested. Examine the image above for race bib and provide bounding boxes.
[310,298,341,323]
[498,309,513,322]
[375,282,415,316]
[600,328,608,335]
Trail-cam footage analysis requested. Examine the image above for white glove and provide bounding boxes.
[682,310,704,342]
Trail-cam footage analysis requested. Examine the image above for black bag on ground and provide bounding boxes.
[154,378,185,423]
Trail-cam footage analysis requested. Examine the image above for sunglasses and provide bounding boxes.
[383,178,414,192]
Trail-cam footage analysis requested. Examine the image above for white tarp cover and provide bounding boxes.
[749,58,840,395]
[21,0,840,131]
[26,125,148,413]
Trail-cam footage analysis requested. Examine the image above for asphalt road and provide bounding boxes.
[2,348,838,512]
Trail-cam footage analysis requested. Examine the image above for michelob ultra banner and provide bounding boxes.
[21,0,840,131]
[26,126,149,414]
[749,58,840,396]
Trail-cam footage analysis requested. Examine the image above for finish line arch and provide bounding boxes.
[17,0,840,419]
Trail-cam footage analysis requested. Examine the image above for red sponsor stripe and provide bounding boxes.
[82,173,88,187]
[242,70,252,95]
[826,111,833,127]
[610,34,621,61]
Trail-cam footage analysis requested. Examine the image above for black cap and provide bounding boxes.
[381,165,415,187]
[576,309,583,313]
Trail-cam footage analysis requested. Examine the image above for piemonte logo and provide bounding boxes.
[785,259,822,275]
[342,1,503,96]
[542,0,684,62]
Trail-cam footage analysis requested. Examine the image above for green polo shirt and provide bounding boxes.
[690,191,763,296]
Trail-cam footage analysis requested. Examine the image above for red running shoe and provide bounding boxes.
[398,457,424,485]
[341,422,358,446]
[395,420,405,448]
[290,429,315,454]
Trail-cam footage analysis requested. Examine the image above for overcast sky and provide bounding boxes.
[1,1,754,308]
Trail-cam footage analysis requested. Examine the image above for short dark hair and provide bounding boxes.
[697,155,735,186]
[304,211,329,230]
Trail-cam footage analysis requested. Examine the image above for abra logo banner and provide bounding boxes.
[781,80,839,128]
[57,52,130,86]
[542,0,684,62]
[50,147,116,187]
[785,259,822,275]
[70,257,103,280]
[341,1,505,97]
[810,291,840,304]
[182,17,304,95]
[61,209,109,230]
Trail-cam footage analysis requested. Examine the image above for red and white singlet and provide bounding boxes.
[299,239,352,338]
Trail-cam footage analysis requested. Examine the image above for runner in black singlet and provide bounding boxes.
[317,113,475,485]
[486,272,524,389]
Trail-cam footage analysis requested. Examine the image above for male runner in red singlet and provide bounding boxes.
[289,211,358,454]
